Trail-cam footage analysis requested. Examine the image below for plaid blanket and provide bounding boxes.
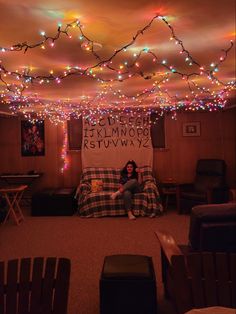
[76,166,163,217]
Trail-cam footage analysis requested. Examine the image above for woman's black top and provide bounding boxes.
[119,172,138,185]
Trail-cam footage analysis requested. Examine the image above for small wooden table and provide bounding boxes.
[0,173,43,205]
[161,180,180,213]
[0,185,27,225]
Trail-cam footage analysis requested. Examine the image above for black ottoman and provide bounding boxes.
[100,254,157,314]
[31,188,77,216]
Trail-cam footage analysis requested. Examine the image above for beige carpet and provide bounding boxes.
[0,209,190,314]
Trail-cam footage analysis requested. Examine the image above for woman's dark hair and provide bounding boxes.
[121,160,138,176]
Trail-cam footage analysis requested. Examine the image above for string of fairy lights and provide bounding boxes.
[0,14,235,172]
[61,122,69,173]
[0,14,235,122]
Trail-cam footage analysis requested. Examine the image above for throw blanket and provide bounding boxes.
[76,166,163,217]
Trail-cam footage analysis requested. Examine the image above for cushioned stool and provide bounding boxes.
[31,187,77,216]
[100,254,157,314]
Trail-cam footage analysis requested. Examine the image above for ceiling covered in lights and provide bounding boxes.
[0,0,235,118]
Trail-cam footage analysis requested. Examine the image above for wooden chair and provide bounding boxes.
[0,257,71,314]
[155,230,236,314]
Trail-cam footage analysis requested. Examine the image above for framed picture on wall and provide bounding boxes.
[21,120,45,156]
[182,121,201,137]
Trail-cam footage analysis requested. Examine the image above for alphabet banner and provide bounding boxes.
[81,113,153,168]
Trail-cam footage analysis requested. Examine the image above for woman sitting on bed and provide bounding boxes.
[111,160,143,220]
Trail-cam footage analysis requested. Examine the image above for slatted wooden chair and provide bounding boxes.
[155,230,236,314]
[0,257,71,314]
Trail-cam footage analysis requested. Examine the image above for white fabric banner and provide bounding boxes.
[81,112,153,168]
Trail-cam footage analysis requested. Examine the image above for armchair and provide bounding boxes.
[155,230,236,314]
[177,159,228,214]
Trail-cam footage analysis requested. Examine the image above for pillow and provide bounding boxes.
[91,179,103,192]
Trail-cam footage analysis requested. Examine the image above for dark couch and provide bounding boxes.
[188,203,236,252]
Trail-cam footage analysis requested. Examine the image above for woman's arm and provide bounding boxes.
[118,184,124,192]
[136,168,143,184]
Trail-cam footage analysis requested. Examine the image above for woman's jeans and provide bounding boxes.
[122,179,142,211]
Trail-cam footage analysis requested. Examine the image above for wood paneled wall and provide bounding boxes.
[0,109,235,191]
[153,109,236,185]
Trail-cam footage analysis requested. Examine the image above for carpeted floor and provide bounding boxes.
[0,208,190,314]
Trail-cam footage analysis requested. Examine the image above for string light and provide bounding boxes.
[0,15,234,84]
[0,14,235,120]
[0,20,81,53]
[61,122,69,173]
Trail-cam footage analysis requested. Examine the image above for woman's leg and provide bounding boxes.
[123,190,136,220]
[123,190,132,211]
[122,179,140,193]
[111,179,139,199]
